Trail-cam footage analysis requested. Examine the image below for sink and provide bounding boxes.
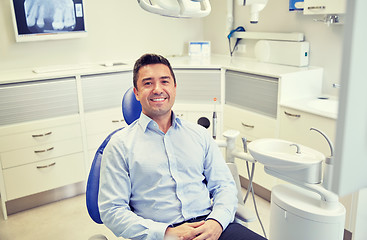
[307,99,338,115]
[248,138,325,171]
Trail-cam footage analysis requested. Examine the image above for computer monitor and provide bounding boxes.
[10,0,87,42]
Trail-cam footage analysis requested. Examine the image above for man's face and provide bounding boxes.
[133,63,176,120]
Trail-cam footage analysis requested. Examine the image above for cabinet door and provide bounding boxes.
[0,78,78,126]
[304,0,346,14]
[223,105,278,190]
[279,106,336,156]
[81,71,132,112]
[174,69,221,104]
[225,70,278,118]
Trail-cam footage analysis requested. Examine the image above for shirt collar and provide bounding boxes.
[138,111,182,132]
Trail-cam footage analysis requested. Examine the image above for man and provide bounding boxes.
[98,53,265,240]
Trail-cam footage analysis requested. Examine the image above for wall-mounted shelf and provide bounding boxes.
[233,32,305,42]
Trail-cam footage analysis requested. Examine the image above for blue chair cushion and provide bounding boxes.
[86,87,142,224]
[86,127,124,224]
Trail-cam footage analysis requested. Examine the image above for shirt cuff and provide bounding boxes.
[206,207,235,231]
[148,221,171,240]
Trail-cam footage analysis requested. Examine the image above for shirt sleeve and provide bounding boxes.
[98,136,169,240]
[202,133,238,230]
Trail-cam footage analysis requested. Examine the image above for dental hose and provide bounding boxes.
[243,161,267,239]
[243,158,268,239]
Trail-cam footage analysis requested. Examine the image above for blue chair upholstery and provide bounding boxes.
[86,87,141,224]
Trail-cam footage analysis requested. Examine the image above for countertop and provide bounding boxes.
[0,55,337,119]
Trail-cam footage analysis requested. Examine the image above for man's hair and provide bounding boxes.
[133,53,176,89]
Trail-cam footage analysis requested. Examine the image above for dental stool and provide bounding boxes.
[85,87,255,239]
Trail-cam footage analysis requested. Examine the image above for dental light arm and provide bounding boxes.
[137,0,211,18]
[238,0,269,24]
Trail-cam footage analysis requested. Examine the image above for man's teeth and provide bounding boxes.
[152,98,165,102]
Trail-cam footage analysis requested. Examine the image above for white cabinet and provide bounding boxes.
[0,78,84,219]
[303,0,346,15]
[278,106,336,156]
[278,106,354,231]
[224,70,279,190]
[81,72,132,169]
[224,105,278,190]
[174,69,222,105]
[0,115,84,219]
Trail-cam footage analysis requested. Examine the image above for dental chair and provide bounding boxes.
[86,87,255,239]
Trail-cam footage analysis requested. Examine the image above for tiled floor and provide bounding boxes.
[0,191,270,240]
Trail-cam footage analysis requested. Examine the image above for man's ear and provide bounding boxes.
[133,87,140,101]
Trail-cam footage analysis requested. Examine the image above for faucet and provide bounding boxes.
[310,128,334,157]
[290,143,301,154]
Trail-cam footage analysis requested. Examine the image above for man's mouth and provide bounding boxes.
[151,97,166,102]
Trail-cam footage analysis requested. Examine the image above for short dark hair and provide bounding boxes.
[133,53,176,89]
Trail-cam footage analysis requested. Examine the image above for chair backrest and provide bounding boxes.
[86,87,141,224]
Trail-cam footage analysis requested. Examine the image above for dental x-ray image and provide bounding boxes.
[24,0,78,33]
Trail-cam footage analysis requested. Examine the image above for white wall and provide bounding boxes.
[203,0,344,96]
[0,1,203,71]
[1,0,344,97]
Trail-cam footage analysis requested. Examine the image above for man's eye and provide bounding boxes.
[144,82,152,86]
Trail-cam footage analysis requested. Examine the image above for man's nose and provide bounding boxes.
[153,83,163,93]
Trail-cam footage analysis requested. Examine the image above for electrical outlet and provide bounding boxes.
[236,44,246,53]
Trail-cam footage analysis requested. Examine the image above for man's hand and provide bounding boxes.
[165,219,223,240]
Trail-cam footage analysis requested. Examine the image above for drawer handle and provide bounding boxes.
[112,119,125,123]
[34,147,54,153]
[36,162,56,169]
[284,111,301,118]
[241,122,255,128]
[308,6,326,10]
[32,131,52,138]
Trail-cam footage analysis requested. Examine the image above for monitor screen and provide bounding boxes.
[10,0,87,42]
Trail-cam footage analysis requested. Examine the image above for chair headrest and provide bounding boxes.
[122,87,142,125]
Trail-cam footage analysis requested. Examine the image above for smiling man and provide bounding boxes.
[98,53,266,240]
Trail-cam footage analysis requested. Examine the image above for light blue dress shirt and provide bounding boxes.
[98,112,237,240]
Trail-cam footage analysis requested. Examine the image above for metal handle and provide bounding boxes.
[284,111,301,118]
[34,147,54,154]
[112,119,125,123]
[308,6,326,10]
[32,131,52,138]
[241,122,255,128]
[36,162,56,169]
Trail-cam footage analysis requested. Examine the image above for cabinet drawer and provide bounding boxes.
[85,108,127,136]
[3,153,85,201]
[0,123,82,152]
[224,105,277,140]
[279,107,336,156]
[1,138,83,169]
